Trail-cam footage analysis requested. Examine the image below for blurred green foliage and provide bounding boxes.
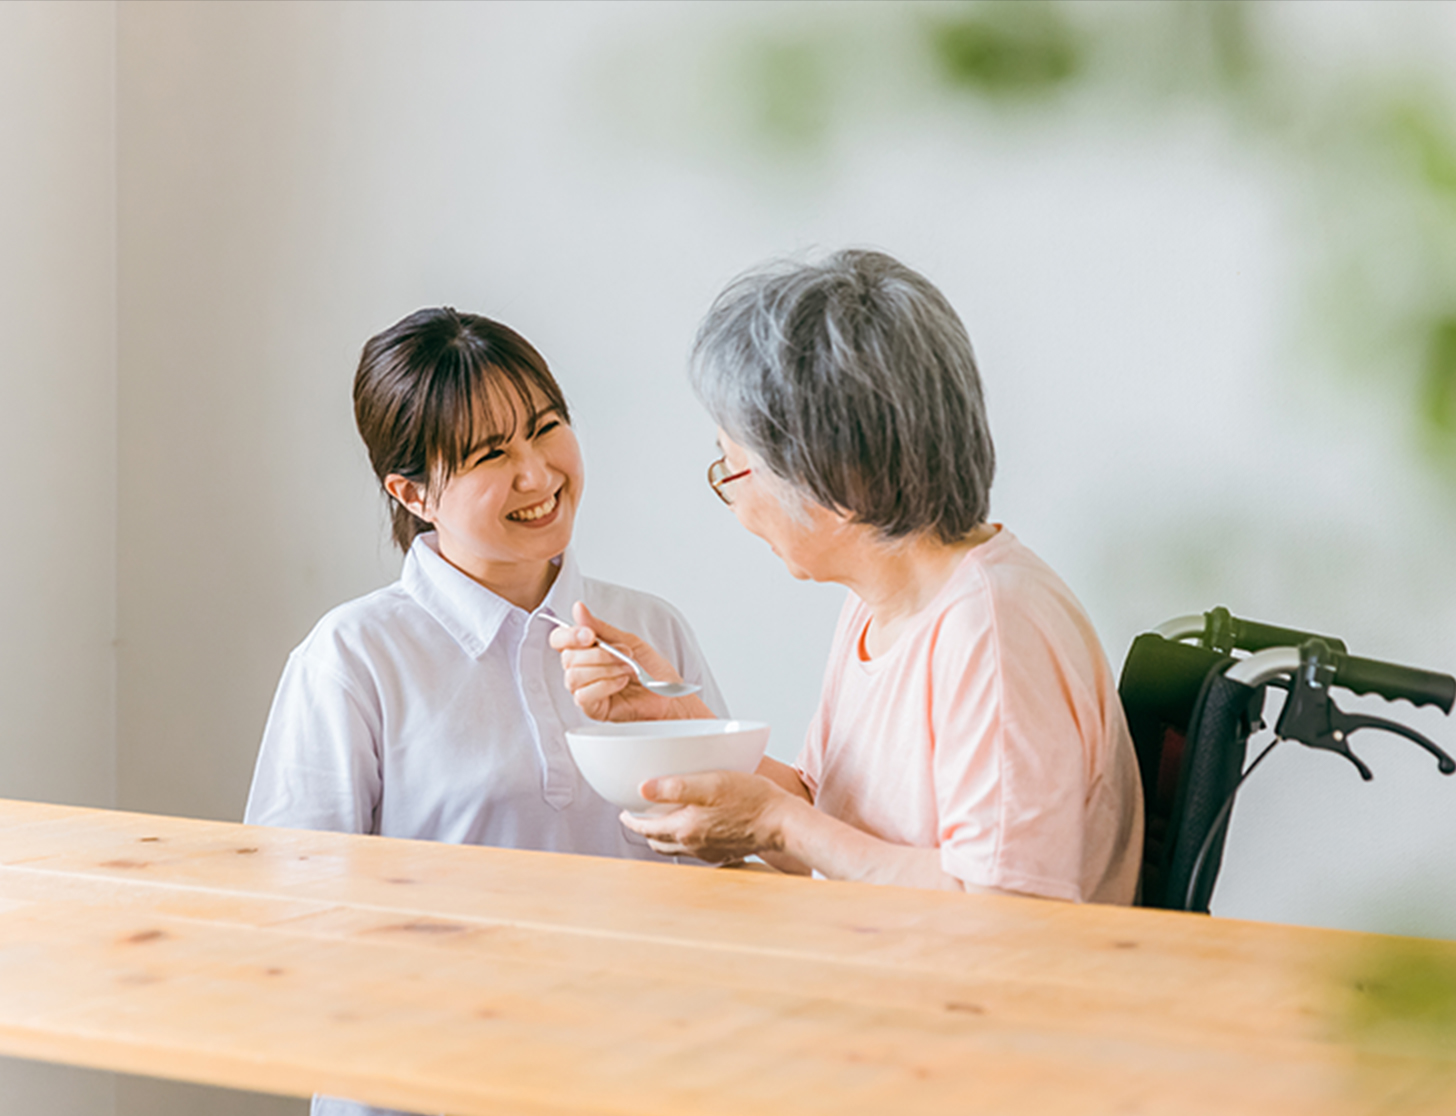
[1197,0,1257,91]
[718,0,1456,473]
[927,1,1081,99]
[1390,98,1456,202]
[1343,935,1456,1062]
[749,35,832,148]
[1422,320,1456,445]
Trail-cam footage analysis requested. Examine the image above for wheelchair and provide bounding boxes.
[1118,607,1456,913]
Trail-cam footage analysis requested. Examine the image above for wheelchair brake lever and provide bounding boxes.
[1282,715,1375,781]
[1327,707,1456,776]
[1274,642,1372,779]
[1274,640,1456,780]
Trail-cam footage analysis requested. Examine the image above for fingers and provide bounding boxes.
[547,601,693,723]
[557,645,632,682]
[618,805,748,865]
[571,601,634,646]
[549,604,633,708]
[564,601,690,688]
[619,808,691,854]
[638,771,730,807]
[545,602,616,652]
[619,808,670,838]
[547,623,597,652]
[548,604,644,671]
[572,676,633,714]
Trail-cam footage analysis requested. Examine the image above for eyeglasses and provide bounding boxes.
[707,456,752,506]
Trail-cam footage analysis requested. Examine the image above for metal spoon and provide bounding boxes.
[537,611,701,698]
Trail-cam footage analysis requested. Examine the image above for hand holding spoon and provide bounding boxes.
[537,611,701,698]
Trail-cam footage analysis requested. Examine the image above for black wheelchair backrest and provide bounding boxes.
[1119,608,1454,913]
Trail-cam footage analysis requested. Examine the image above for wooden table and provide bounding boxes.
[0,798,1452,1115]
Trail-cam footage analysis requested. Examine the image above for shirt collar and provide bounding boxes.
[540,546,587,627]
[401,533,582,658]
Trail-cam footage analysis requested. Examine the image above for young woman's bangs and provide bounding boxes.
[425,357,568,487]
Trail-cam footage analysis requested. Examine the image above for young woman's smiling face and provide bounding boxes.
[386,383,584,607]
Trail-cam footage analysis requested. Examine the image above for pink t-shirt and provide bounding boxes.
[796,528,1142,903]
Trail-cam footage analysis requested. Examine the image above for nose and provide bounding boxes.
[513,441,554,491]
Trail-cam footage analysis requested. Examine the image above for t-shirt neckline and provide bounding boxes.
[853,525,1008,666]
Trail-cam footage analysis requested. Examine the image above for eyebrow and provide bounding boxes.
[462,406,560,460]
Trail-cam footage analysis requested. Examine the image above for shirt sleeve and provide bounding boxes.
[929,598,1088,902]
[793,592,862,803]
[664,615,731,720]
[609,588,732,720]
[243,648,384,835]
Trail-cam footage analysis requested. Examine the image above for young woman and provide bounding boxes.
[245,310,724,1116]
[247,306,723,847]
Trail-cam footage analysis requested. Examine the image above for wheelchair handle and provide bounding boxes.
[1230,617,1348,655]
[1335,652,1455,713]
[1225,646,1456,713]
[1153,609,1348,654]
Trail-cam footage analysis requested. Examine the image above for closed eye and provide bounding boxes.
[533,417,562,438]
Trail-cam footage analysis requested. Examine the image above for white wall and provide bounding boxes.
[0,2,118,1112]
[0,0,117,816]
[6,2,1456,1114]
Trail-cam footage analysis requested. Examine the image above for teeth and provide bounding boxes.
[508,493,558,522]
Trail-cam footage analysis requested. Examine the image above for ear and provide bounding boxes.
[383,474,432,523]
[805,498,855,530]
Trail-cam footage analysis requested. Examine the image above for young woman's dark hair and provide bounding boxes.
[353,308,571,551]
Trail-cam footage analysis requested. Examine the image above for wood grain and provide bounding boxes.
[0,798,1450,1115]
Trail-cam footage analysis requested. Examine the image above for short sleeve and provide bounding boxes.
[793,592,865,804]
[929,600,1088,902]
[794,704,826,803]
[659,609,731,720]
[244,649,384,835]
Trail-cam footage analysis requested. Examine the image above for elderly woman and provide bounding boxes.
[553,249,1142,903]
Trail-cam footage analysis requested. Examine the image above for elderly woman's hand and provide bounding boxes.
[549,602,711,723]
[619,770,792,863]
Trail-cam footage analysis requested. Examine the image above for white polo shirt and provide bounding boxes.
[244,533,727,857]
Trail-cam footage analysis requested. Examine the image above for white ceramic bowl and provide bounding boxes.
[565,719,770,815]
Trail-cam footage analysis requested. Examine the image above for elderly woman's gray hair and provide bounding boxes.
[690,249,995,544]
